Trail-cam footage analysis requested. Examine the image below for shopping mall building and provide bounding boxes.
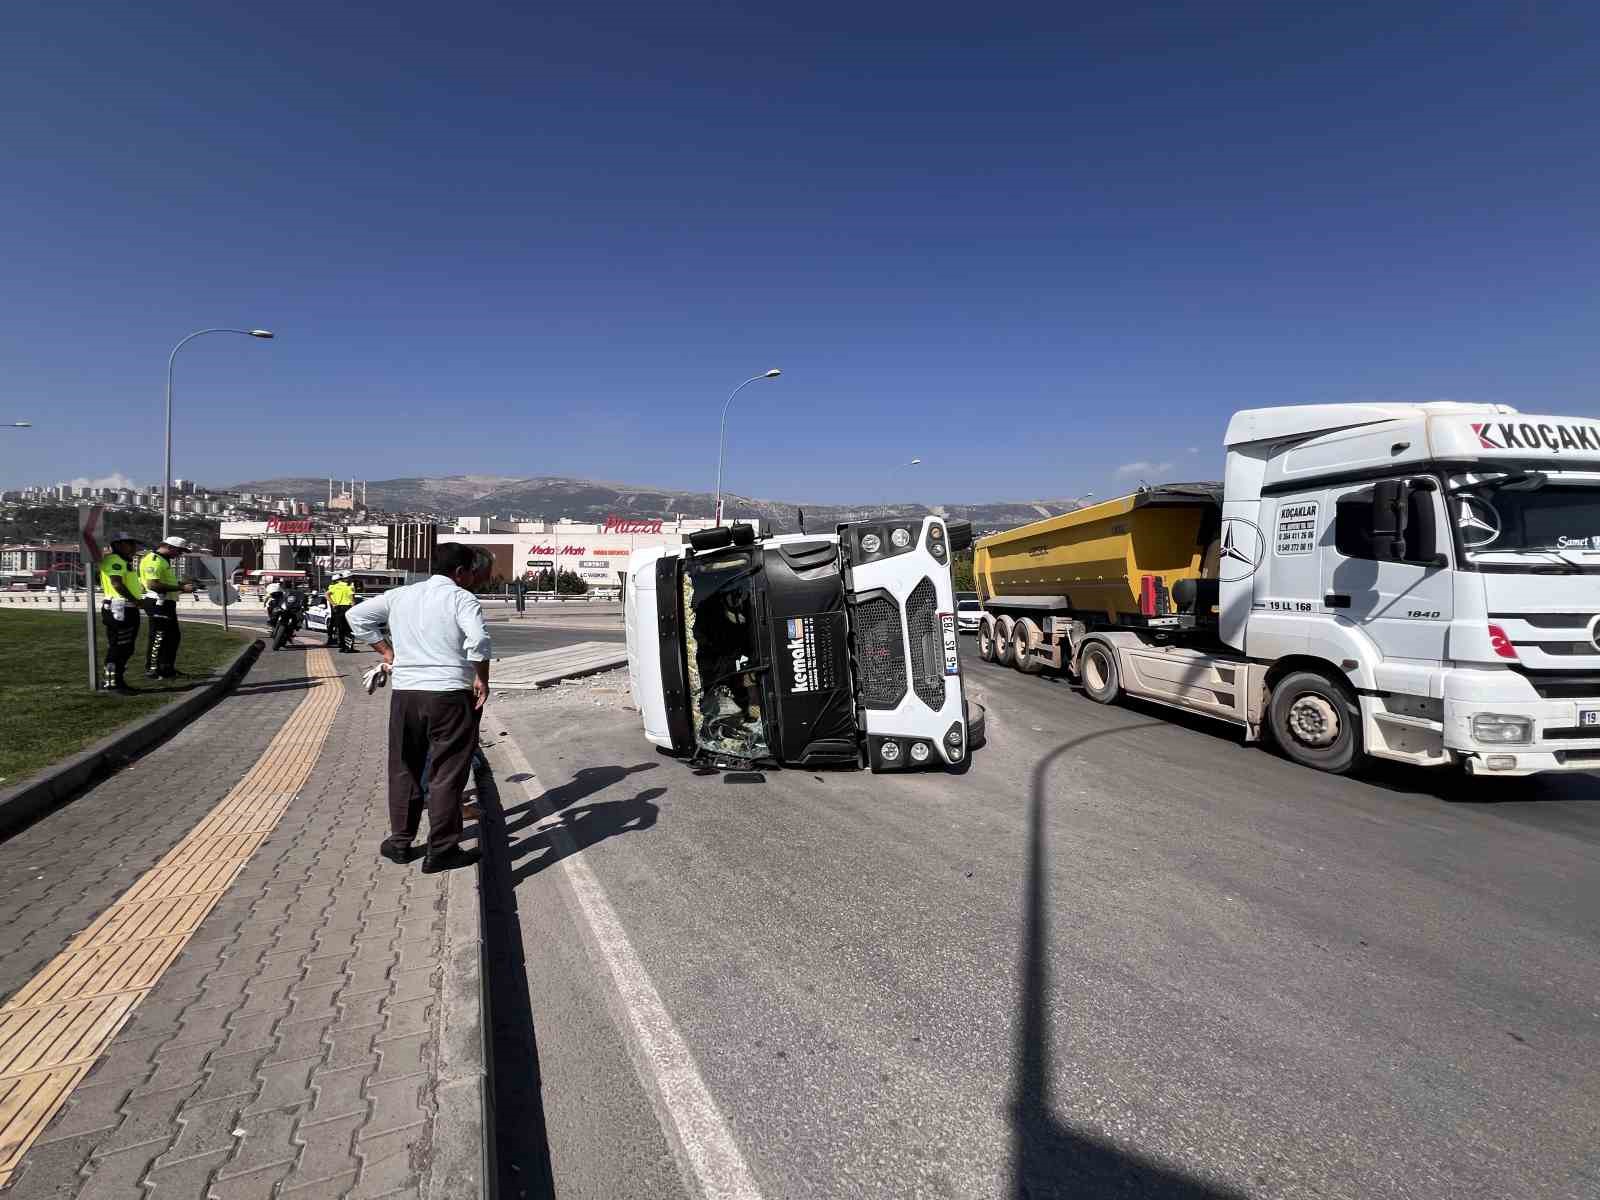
[446,515,730,588]
[217,514,735,589]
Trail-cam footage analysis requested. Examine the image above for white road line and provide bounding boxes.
[493,736,764,1200]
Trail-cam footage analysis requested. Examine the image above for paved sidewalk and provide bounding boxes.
[1,649,483,1198]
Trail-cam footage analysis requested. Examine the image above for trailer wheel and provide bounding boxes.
[992,616,1016,667]
[1268,670,1364,775]
[1079,640,1121,704]
[978,618,999,663]
[1011,618,1043,674]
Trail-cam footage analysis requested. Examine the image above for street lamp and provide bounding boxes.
[713,368,781,526]
[5,422,30,428]
[164,329,274,538]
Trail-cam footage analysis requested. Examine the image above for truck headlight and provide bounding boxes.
[891,527,912,549]
[860,533,882,554]
[1470,714,1532,744]
[909,741,931,763]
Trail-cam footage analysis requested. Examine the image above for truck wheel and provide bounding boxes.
[1011,618,1043,674]
[993,617,1015,667]
[1079,640,1121,704]
[1268,670,1364,775]
[978,619,999,663]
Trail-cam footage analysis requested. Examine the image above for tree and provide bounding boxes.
[527,567,588,595]
[950,549,976,593]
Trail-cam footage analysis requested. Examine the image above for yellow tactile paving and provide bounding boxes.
[0,649,344,1187]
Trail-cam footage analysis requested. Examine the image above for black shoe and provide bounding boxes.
[421,846,481,874]
[379,838,420,864]
[100,682,138,695]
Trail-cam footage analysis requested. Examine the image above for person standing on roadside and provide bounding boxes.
[97,532,146,693]
[347,542,491,873]
[139,535,197,678]
[325,573,357,652]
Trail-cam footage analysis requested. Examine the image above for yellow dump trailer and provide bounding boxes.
[974,483,1222,625]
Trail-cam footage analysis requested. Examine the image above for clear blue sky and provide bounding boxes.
[3,1,1597,504]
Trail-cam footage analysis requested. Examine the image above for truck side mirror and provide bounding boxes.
[946,521,974,553]
[1370,480,1410,561]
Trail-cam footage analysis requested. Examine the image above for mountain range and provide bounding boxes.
[231,474,1090,532]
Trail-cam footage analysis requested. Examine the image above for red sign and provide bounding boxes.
[267,517,315,534]
[603,515,664,535]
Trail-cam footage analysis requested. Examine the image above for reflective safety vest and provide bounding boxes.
[138,550,179,595]
[328,581,355,606]
[99,553,145,600]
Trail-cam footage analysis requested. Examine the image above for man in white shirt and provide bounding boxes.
[348,543,492,873]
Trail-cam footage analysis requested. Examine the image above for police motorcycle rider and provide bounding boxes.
[264,581,307,649]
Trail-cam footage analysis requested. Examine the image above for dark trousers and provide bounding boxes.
[388,689,475,857]
[101,604,140,686]
[327,605,353,650]
[146,600,180,674]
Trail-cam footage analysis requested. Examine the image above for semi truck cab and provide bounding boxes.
[625,518,979,772]
[978,402,1600,777]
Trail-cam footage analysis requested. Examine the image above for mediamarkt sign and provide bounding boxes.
[602,515,664,534]
[526,545,588,557]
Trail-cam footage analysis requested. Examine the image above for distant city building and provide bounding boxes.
[0,543,82,575]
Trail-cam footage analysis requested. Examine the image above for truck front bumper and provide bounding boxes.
[1443,669,1600,776]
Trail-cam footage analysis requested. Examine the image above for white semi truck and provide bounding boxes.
[976,403,1600,777]
[625,518,982,772]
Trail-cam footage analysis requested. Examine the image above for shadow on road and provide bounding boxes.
[472,756,559,1200]
[231,675,320,696]
[1014,729,1246,1199]
[509,788,663,885]
[503,762,658,837]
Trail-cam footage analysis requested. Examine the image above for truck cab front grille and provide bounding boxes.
[906,577,947,711]
[853,596,907,709]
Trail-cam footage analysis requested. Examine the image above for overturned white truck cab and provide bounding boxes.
[625,519,982,772]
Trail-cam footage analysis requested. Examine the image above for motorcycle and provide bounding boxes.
[267,591,305,651]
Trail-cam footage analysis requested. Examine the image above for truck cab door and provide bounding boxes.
[1324,478,1453,668]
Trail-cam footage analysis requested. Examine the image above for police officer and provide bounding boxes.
[326,573,357,652]
[98,532,145,693]
[139,535,197,678]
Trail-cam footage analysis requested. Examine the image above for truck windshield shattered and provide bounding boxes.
[682,551,771,760]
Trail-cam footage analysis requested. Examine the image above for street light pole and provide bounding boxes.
[164,328,274,539]
[713,369,781,526]
[4,422,30,428]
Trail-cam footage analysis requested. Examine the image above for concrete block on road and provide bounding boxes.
[489,640,628,690]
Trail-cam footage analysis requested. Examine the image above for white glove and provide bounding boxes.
[110,598,127,620]
[362,661,392,695]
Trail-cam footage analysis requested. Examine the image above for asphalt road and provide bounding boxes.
[205,605,623,657]
[481,641,1600,1200]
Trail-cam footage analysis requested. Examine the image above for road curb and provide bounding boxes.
[0,638,264,841]
[428,759,494,1200]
